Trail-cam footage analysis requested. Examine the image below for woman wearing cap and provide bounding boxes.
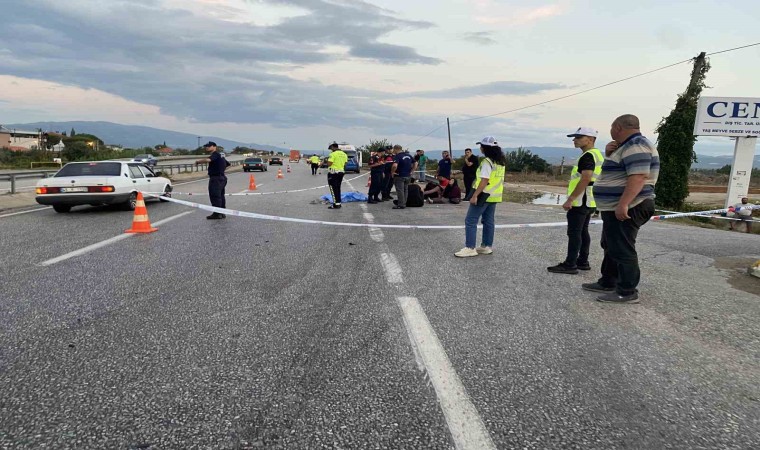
[455,137,507,257]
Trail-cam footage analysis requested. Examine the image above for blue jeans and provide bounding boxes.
[465,202,496,248]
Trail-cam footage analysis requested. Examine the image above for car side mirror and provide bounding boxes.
[154,171,163,177]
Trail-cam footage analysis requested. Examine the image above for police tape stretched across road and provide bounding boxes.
[145,191,759,230]
[148,173,369,197]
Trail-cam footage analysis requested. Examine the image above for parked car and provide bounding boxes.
[35,161,172,213]
[131,154,157,166]
[243,157,268,172]
[269,157,283,166]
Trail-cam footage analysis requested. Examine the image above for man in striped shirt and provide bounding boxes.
[582,114,659,304]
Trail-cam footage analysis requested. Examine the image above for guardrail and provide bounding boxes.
[155,160,243,176]
[0,171,57,194]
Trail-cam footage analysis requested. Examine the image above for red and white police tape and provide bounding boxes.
[144,194,759,230]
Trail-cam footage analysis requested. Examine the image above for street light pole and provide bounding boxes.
[197,136,201,149]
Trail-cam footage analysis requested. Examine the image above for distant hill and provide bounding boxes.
[2,121,287,153]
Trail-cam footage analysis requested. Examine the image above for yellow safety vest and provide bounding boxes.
[472,158,506,203]
[310,156,319,164]
[567,148,603,207]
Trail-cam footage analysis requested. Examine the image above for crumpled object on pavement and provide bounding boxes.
[319,191,368,203]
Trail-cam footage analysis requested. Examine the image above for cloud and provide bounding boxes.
[461,31,498,45]
[473,3,564,26]
[395,81,566,99]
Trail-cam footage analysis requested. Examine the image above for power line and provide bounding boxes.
[405,123,446,147]
[707,41,760,56]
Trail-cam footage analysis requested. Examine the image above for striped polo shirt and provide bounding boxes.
[592,133,660,211]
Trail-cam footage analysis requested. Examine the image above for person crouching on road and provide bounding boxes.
[367,148,386,204]
[547,127,604,274]
[326,142,348,209]
[455,137,506,257]
[390,146,416,209]
[196,141,230,220]
[310,154,320,175]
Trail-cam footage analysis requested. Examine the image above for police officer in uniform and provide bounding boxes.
[310,154,320,175]
[327,142,348,209]
[547,127,604,273]
[381,145,395,201]
[196,141,230,219]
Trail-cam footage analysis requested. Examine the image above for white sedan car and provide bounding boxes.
[35,161,172,213]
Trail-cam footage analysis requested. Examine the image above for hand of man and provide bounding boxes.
[615,203,630,221]
[562,199,573,211]
[470,195,478,205]
[605,141,619,156]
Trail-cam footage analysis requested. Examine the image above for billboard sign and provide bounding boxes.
[694,97,760,137]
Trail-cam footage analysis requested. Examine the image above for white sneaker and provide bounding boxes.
[454,247,478,258]
[475,246,493,255]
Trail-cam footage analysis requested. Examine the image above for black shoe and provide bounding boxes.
[577,262,591,271]
[368,200,378,204]
[596,292,639,304]
[392,205,405,209]
[582,282,615,293]
[328,204,342,209]
[547,262,578,274]
[392,200,398,205]
[206,213,223,220]
[220,214,227,219]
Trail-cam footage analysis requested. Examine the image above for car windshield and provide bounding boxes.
[245,158,262,163]
[345,151,357,158]
[55,162,122,177]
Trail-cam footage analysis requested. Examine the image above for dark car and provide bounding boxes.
[243,157,267,172]
[269,157,283,166]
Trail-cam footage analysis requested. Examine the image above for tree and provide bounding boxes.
[61,141,90,161]
[654,52,710,208]
[505,147,550,173]
[70,128,76,136]
[358,139,390,165]
[716,164,732,175]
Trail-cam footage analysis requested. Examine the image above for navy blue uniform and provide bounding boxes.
[438,157,452,179]
[382,154,395,199]
[368,154,384,201]
[208,151,229,209]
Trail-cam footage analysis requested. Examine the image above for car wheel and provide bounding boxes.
[122,192,138,211]
[52,204,71,213]
[159,185,172,202]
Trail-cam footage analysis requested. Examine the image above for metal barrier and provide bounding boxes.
[154,160,242,176]
[0,171,57,194]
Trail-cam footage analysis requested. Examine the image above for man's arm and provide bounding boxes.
[562,170,593,211]
[615,174,647,220]
[390,162,398,178]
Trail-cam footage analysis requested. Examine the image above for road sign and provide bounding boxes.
[694,96,760,137]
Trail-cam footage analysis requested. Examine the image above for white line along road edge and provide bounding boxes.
[397,297,497,450]
[38,211,193,266]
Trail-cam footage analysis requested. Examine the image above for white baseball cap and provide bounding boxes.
[567,127,598,138]
[477,136,499,146]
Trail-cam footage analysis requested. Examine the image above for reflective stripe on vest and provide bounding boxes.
[472,158,506,202]
[567,148,603,207]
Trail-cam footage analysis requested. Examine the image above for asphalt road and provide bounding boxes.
[1,166,759,449]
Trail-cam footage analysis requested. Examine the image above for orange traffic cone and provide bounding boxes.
[248,174,257,190]
[287,165,291,173]
[277,168,284,179]
[125,192,157,233]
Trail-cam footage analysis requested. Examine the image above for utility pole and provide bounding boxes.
[446,117,452,156]
[687,52,707,95]
[197,136,201,149]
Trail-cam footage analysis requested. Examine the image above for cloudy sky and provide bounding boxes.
[1,0,759,154]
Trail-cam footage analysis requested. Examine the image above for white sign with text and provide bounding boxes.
[694,96,760,137]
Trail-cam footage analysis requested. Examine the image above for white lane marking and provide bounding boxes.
[368,227,384,242]
[379,252,403,284]
[363,212,375,223]
[38,211,193,266]
[0,207,52,218]
[397,297,496,450]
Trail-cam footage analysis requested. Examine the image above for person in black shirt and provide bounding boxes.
[461,148,478,201]
[196,141,230,220]
[381,145,395,201]
[367,148,386,203]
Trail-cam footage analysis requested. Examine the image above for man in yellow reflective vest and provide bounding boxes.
[548,127,604,274]
[309,154,320,176]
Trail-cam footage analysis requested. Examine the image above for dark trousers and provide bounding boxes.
[208,175,227,208]
[565,206,593,267]
[311,164,319,175]
[463,175,475,200]
[369,171,383,200]
[328,172,345,205]
[382,171,393,197]
[598,199,655,295]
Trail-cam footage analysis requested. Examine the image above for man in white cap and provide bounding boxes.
[548,127,604,274]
